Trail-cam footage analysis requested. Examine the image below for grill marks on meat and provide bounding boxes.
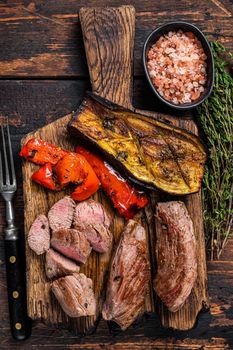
[48,196,75,231]
[51,228,92,264]
[102,220,150,330]
[28,214,50,255]
[45,248,80,279]
[74,200,112,253]
[154,201,197,312]
[51,273,96,317]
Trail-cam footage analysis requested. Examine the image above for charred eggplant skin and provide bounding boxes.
[68,93,206,195]
[68,94,155,191]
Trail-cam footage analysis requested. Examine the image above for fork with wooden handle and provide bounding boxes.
[0,123,31,340]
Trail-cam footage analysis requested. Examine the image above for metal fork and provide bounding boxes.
[0,123,31,340]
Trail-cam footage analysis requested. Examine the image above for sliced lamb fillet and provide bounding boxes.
[48,196,75,231]
[154,201,197,312]
[74,200,111,229]
[51,228,91,264]
[45,248,80,279]
[84,224,112,253]
[28,214,50,255]
[102,220,150,330]
[74,200,112,253]
[51,273,96,317]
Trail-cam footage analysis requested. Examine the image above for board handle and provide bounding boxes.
[79,6,135,109]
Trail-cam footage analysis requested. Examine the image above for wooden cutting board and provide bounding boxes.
[22,5,209,334]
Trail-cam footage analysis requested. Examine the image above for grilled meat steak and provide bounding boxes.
[48,196,75,231]
[45,248,80,279]
[51,228,92,264]
[74,200,112,253]
[28,214,50,255]
[102,220,150,330]
[154,201,197,312]
[51,273,96,317]
[68,93,206,195]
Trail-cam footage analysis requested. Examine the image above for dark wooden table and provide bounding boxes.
[0,1,233,349]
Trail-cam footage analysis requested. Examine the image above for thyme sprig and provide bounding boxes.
[196,42,233,259]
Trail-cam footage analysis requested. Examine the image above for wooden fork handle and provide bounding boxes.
[5,237,31,340]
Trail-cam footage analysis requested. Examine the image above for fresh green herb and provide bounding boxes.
[196,42,233,259]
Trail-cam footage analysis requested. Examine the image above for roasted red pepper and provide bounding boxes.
[76,146,149,219]
[54,152,87,188]
[20,138,68,166]
[20,138,100,199]
[54,152,100,199]
[31,163,59,190]
[71,154,100,201]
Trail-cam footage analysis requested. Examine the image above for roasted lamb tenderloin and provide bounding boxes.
[51,273,96,317]
[154,201,197,312]
[102,219,150,330]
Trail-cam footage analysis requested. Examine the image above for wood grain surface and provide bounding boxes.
[79,6,135,109]
[0,0,233,348]
[1,80,233,349]
[0,1,232,77]
[21,5,208,334]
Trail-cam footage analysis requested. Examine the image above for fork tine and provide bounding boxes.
[6,122,16,186]
[1,125,10,185]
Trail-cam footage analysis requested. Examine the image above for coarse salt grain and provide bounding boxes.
[147,30,207,104]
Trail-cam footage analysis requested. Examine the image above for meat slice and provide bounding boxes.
[45,248,80,279]
[154,201,197,312]
[50,228,91,264]
[74,200,112,253]
[48,196,75,231]
[102,220,150,330]
[28,214,50,255]
[51,273,96,317]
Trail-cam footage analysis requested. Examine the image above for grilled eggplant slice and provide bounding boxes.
[68,93,206,195]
